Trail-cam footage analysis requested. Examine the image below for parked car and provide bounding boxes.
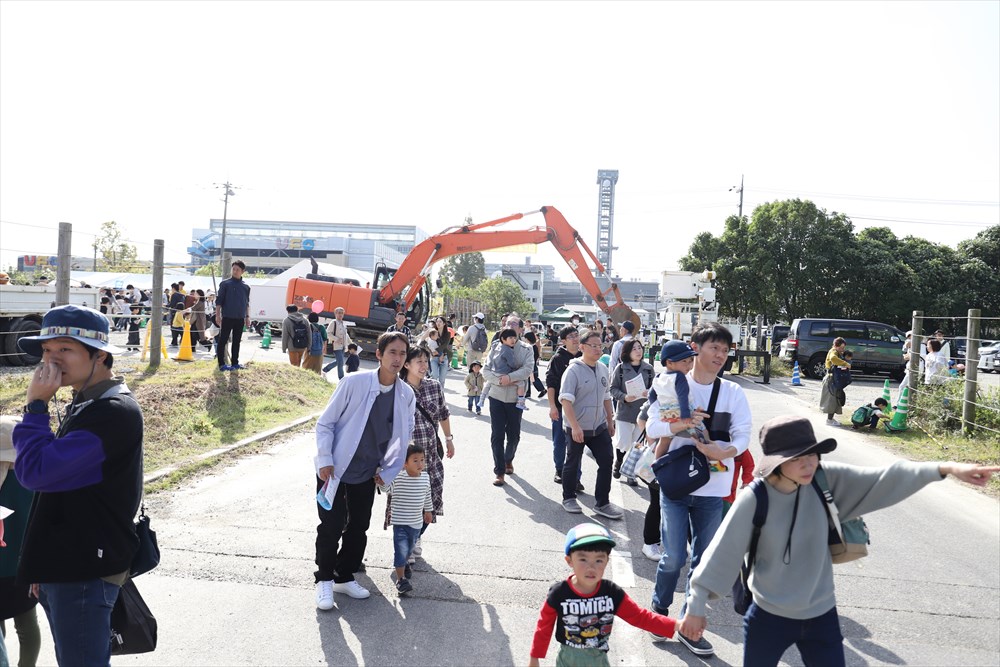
[779,318,907,380]
[977,342,1000,373]
[770,324,790,355]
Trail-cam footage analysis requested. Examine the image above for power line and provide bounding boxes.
[753,187,999,207]
[849,215,994,228]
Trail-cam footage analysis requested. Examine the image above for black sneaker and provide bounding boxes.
[553,473,563,484]
[576,481,585,493]
[677,631,714,656]
[396,577,413,595]
[404,564,412,579]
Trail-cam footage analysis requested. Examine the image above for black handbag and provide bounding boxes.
[732,479,768,614]
[130,505,160,578]
[110,578,157,654]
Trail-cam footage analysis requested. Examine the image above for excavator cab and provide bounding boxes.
[373,262,427,328]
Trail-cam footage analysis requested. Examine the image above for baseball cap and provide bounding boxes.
[621,321,635,333]
[564,523,616,555]
[474,312,485,320]
[660,340,697,364]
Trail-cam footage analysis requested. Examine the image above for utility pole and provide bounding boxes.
[729,174,744,220]
[151,240,164,367]
[56,222,71,305]
[215,182,237,278]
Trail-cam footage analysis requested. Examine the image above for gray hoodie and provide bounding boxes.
[558,358,612,432]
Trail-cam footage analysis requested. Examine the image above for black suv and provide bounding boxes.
[779,318,907,379]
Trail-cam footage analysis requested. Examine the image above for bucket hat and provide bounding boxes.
[754,416,837,478]
[17,304,123,357]
[660,339,697,364]
[564,523,616,555]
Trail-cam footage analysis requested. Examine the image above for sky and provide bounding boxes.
[1,1,998,284]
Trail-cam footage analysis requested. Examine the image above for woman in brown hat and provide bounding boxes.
[676,415,998,667]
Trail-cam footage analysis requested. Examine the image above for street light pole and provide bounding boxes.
[215,181,236,278]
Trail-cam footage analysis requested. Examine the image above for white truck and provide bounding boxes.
[0,284,102,366]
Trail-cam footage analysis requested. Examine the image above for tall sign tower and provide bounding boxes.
[595,169,619,275]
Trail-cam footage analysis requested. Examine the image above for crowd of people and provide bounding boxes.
[2,298,997,666]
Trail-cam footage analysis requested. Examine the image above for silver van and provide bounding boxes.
[779,318,907,379]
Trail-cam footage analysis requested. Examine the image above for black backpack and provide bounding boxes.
[291,318,309,349]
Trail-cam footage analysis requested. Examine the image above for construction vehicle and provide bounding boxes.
[285,206,640,349]
[0,284,101,366]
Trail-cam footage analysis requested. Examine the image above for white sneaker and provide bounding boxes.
[316,581,334,610]
[331,580,370,599]
[641,543,664,561]
[826,418,838,426]
[411,538,423,557]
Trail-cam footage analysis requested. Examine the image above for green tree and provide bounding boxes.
[94,221,142,271]
[440,251,486,288]
[957,225,1000,316]
[471,277,533,329]
[745,199,855,321]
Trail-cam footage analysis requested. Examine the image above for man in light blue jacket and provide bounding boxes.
[314,332,415,610]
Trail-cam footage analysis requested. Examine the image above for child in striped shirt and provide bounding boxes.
[380,444,433,595]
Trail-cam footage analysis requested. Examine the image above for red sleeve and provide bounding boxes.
[617,593,676,638]
[740,450,756,486]
[530,601,558,659]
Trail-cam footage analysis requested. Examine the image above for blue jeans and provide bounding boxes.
[322,349,346,378]
[467,396,479,411]
[743,603,845,667]
[652,493,723,614]
[489,397,522,476]
[39,578,121,667]
[392,525,422,569]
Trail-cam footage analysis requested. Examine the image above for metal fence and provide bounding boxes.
[905,309,999,439]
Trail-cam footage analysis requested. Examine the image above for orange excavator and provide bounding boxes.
[286,206,640,348]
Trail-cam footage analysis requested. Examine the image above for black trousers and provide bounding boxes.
[215,317,244,367]
[562,426,613,506]
[489,397,523,476]
[314,477,376,584]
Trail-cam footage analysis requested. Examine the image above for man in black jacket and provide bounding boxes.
[545,325,582,486]
[13,304,143,667]
[214,260,252,371]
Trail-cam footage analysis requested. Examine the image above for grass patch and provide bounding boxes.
[879,381,1000,497]
[0,362,334,477]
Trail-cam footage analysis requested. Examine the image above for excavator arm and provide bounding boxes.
[378,206,640,328]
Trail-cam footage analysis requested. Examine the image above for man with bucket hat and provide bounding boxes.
[677,415,999,667]
[11,305,144,666]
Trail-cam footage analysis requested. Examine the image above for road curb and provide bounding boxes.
[144,411,322,484]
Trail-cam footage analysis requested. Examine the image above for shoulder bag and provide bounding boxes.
[811,466,870,563]
[414,401,444,459]
[131,503,160,578]
[650,379,722,500]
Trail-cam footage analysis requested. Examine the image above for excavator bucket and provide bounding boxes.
[607,302,642,332]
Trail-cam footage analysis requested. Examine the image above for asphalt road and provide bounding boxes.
[8,357,999,666]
